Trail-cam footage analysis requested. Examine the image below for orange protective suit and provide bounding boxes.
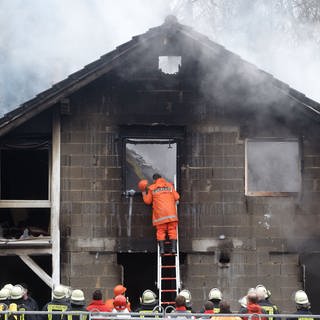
[142,177,180,241]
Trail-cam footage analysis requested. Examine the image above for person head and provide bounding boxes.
[19,283,29,300]
[294,290,310,309]
[179,289,192,308]
[152,173,161,181]
[219,301,232,314]
[208,288,222,302]
[247,292,258,304]
[113,295,127,311]
[175,295,186,308]
[140,290,157,305]
[70,289,86,306]
[52,284,67,300]
[114,284,126,297]
[92,289,103,301]
[204,300,214,311]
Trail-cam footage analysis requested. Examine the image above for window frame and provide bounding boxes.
[120,125,184,194]
[245,138,301,196]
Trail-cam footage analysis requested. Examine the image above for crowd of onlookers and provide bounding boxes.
[0,283,314,320]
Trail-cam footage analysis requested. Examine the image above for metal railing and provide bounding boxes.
[0,310,317,320]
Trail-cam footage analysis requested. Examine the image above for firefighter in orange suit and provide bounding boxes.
[140,173,180,255]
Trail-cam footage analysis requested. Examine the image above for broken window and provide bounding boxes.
[125,138,177,192]
[0,208,50,239]
[158,56,181,74]
[245,139,300,196]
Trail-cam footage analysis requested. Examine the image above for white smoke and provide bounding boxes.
[0,0,172,115]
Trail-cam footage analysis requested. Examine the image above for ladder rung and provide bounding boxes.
[161,301,175,305]
[161,265,175,268]
[161,289,177,292]
[161,277,176,280]
[162,253,175,256]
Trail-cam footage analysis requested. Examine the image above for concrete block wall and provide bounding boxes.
[179,124,302,312]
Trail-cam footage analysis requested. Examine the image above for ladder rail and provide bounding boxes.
[157,173,181,306]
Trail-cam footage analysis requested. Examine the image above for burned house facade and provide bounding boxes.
[0,16,320,311]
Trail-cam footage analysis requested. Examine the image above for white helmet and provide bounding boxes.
[3,284,13,293]
[141,290,157,304]
[71,289,85,305]
[295,290,309,305]
[10,285,25,300]
[179,289,192,304]
[208,288,222,301]
[0,288,10,301]
[238,296,247,308]
[256,285,268,300]
[53,284,67,300]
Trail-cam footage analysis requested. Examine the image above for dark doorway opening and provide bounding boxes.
[0,255,51,308]
[117,253,157,310]
[300,253,320,314]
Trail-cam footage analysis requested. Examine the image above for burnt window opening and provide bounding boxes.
[158,56,181,74]
[245,138,301,196]
[0,208,50,239]
[124,138,177,193]
[1,149,49,200]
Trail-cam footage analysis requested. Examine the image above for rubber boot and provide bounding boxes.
[158,241,165,256]
[171,239,177,255]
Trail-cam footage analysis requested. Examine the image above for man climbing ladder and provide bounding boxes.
[138,173,180,255]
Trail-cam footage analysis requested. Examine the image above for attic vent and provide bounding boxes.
[158,56,181,74]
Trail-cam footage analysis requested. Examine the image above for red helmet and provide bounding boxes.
[113,294,127,311]
[138,179,148,191]
[114,284,126,296]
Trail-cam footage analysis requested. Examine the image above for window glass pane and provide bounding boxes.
[125,139,176,191]
[247,140,300,194]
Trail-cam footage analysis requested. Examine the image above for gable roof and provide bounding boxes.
[1,15,319,136]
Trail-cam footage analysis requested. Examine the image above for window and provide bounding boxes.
[245,139,300,196]
[1,149,49,200]
[125,138,177,192]
[158,56,181,74]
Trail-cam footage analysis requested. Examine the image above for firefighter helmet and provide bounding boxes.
[208,288,222,301]
[3,284,13,292]
[10,285,25,300]
[71,289,85,305]
[256,285,268,300]
[141,290,157,304]
[0,288,10,300]
[295,290,309,305]
[114,284,126,296]
[113,294,127,311]
[179,289,192,305]
[138,180,148,191]
[53,284,67,300]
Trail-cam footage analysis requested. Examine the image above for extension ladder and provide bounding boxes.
[157,232,181,306]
